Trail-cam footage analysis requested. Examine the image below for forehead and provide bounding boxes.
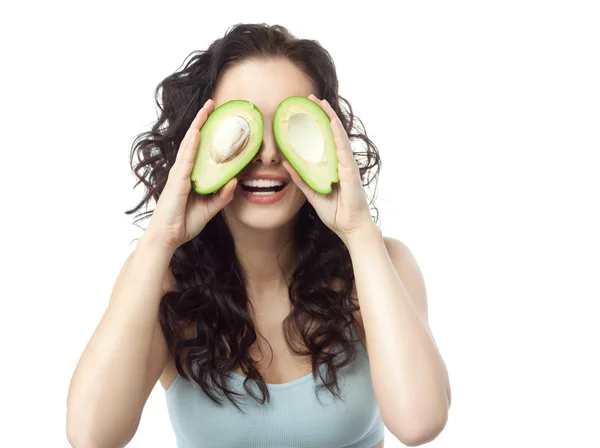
[213,58,317,115]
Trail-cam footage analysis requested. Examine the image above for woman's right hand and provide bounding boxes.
[145,98,237,250]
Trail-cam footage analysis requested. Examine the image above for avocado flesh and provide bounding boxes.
[191,100,264,194]
[273,96,339,194]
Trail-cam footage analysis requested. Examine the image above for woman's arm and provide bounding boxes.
[346,224,451,447]
[66,232,176,448]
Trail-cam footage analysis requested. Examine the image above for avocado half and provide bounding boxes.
[273,96,339,194]
[190,100,264,194]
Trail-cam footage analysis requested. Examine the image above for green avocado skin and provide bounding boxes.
[273,96,339,195]
[190,100,264,195]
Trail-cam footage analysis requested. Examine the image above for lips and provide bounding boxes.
[236,173,291,204]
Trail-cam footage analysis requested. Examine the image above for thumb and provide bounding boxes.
[282,160,317,203]
[202,177,238,219]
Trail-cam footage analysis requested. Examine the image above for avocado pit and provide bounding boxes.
[210,116,251,164]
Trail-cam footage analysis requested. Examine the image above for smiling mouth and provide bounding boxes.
[238,177,288,194]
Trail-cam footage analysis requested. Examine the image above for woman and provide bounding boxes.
[66,23,451,448]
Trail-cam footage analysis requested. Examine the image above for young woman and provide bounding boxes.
[67,23,451,448]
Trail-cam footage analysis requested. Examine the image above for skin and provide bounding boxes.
[164,58,451,446]
[66,57,450,448]
[217,58,311,288]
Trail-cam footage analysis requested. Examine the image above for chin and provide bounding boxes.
[222,183,306,231]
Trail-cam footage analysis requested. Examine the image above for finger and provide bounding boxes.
[330,116,360,173]
[317,100,362,178]
[310,95,339,126]
[308,95,349,149]
[186,178,236,229]
[307,95,360,180]
[202,177,238,218]
[173,101,213,178]
[282,160,318,203]
[217,177,238,203]
[174,99,213,166]
[190,99,215,131]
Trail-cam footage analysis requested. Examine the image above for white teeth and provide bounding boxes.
[240,179,285,187]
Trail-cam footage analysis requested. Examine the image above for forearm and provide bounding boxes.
[66,232,175,447]
[346,225,449,439]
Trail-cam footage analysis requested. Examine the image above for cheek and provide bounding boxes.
[286,183,307,207]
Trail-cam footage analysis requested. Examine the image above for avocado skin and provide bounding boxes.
[273,96,339,195]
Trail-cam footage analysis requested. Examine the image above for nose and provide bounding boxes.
[251,125,281,166]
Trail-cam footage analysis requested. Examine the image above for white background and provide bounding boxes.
[1,0,599,447]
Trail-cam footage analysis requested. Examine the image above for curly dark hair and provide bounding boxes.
[124,23,382,410]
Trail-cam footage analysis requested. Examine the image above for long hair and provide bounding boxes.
[125,23,382,409]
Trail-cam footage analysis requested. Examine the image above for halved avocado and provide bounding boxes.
[191,99,264,194]
[273,96,339,194]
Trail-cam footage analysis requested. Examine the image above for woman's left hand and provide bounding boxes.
[282,94,375,245]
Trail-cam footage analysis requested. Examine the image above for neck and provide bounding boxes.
[225,216,297,293]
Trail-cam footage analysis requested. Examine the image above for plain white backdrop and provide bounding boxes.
[1,0,599,446]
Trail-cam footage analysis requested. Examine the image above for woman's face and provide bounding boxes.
[212,57,316,231]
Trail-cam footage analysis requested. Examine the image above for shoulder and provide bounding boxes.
[382,236,422,272]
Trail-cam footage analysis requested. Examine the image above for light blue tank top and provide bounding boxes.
[164,327,385,447]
